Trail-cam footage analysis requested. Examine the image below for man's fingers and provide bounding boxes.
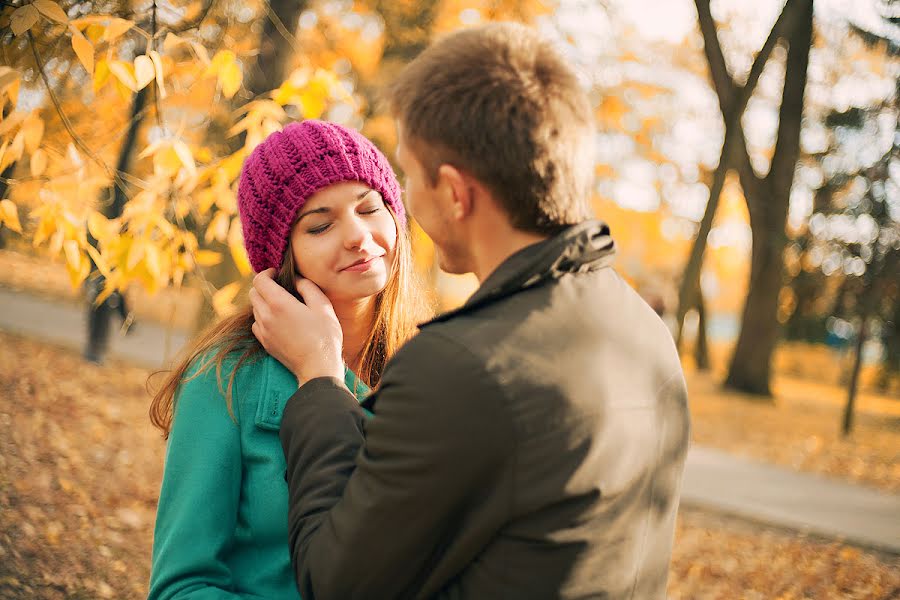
[295,278,333,314]
[248,287,271,325]
[252,268,286,304]
[251,320,265,346]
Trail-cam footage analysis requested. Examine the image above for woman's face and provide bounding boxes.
[289,181,398,303]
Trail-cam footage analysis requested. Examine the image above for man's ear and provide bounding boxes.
[436,164,473,221]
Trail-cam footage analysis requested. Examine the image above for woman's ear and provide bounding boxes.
[436,164,473,221]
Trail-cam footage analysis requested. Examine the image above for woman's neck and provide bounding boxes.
[331,296,376,373]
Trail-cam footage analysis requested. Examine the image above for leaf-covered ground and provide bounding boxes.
[1,330,897,599]
[687,366,900,493]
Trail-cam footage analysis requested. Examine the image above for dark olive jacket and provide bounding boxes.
[280,220,691,600]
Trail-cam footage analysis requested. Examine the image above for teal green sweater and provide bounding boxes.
[149,352,369,600]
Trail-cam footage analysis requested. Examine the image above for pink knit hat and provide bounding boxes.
[237,120,405,273]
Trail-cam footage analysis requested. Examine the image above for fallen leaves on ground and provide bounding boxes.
[0,331,897,598]
[670,508,900,599]
[687,365,900,493]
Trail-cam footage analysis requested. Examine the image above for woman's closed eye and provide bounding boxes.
[359,204,382,215]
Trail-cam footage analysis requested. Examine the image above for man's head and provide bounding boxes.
[389,22,595,273]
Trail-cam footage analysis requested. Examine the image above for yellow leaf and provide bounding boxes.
[66,257,91,289]
[214,188,236,214]
[114,78,132,102]
[0,140,9,172]
[212,282,241,317]
[21,114,44,154]
[206,49,233,76]
[219,60,242,99]
[190,41,210,66]
[0,199,22,233]
[0,112,24,139]
[163,32,184,52]
[153,147,182,177]
[8,131,25,163]
[148,50,166,99]
[0,68,19,97]
[194,249,222,266]
[85,245,111,278]
[144,243,161,278]
[87,211,117,242]
[30,148,47,177]
[197,188,216,215]
[172,140,196,176]
[126,240,144,270]
[84,22,104,43]
[220,150,246,181]
[172,265,185,288]
[299,88,327,120]
[70,26,94,74]
[93,59,110,91]
[228,220,251,275]
[69,15,105,29]
[33,0,68,24]
[205,211,229,243]
[102,17,134,42]
[63,239,81,271]
[11,5,40,36]
[108,60,137,92]
[133,55,154,90]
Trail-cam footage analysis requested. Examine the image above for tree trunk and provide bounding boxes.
[84,85,149,363]
[0,164,13,249]
[695,286,711,370]
[725,0,814,396]
[246,0,308,97]
[843,314,868,436]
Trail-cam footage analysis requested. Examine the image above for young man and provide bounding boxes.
[250,22,690,600]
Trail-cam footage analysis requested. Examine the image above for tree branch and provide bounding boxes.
[166,0,215,35]
[28,32,118,183]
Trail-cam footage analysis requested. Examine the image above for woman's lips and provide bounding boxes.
[342,256,380,272]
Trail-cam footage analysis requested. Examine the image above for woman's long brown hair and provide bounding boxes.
[149,208,431,439]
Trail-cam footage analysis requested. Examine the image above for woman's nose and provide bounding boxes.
[342,215,373,250]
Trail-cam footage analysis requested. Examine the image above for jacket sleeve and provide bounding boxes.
[148,364,255,600]
[280,330,514,600]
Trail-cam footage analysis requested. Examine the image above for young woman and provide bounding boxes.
[148,120,430,599]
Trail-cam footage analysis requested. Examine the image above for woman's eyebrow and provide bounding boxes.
[295,207,331,222]
[296,189,375,222]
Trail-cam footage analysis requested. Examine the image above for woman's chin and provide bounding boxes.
[326,276,388,303]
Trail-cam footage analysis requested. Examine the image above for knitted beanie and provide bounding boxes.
[237,120,405,273]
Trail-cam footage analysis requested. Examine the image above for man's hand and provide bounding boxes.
[249,269,344,385]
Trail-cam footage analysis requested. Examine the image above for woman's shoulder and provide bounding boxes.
[174,347,270,418]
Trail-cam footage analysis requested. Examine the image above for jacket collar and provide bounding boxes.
[421,220,616,328]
